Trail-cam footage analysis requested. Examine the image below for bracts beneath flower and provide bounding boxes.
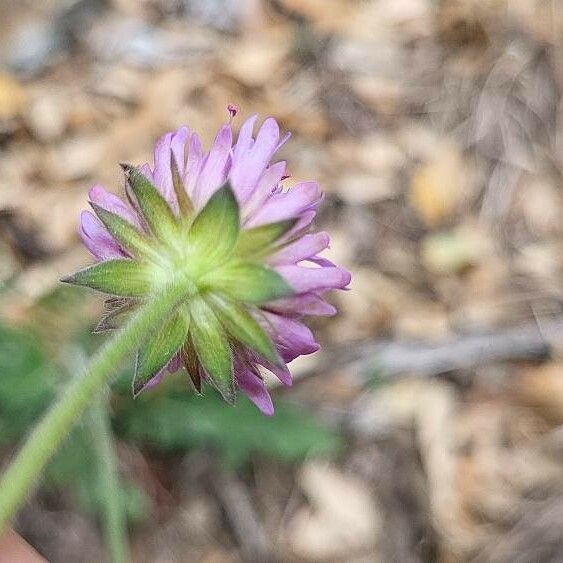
[67,109,350,414]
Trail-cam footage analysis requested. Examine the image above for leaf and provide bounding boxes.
[121,164,178,240]
[61,259,152,297]
[188,296,234,403]
[0,324,56,445]
[235,220,297,258]
[201,262,293,304]
[115,391,342,469]
[206,294,281,366]
[187,183,240,274]
[133,308,190,396]
[90,203,155,260]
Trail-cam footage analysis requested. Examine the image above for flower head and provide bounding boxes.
[66,110,350,414]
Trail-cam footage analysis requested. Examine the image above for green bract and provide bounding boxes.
[63,167,294,402]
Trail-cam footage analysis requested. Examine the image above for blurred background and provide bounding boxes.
[1,0,563,561]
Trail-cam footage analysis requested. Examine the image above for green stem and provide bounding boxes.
[90,394,130,563]
[0,281,189,532]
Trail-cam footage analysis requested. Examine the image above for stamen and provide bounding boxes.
[227,103,238,123]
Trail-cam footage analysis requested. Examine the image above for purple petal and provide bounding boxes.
[141,365,167,391]
[266,293,337,317]
[261,312,320,362]
[230,118,281,204]
[138,353,181,393]
[279,209,317,243]
[88,185,142,229]
[152,127,191,213]
[139,163,154,181]
[242,161,287,219]
[79,211,126,261]
[170,126,190,177]
[276,265,351,293]
[246,181,322,227]
[269,232,330,265]
[184,133,204,198]
[152,132,176,209]
[235,367,274,416]
[307,256,337,267]
[232,114,258,163]
[193,124,232,208]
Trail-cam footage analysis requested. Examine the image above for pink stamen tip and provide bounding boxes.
[227,104,238,121]
[281,174,291,181]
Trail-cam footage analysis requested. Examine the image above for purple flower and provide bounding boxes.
[67,109,350,415]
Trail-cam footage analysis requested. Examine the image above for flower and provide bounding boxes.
[66,109,350,415]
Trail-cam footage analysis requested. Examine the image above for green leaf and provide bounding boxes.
[91,203,155,260]
[235,220,297,258]
[200,262,293,304]
[0,323,56,445]
[115,391,342,469]
[206,294,281,366]
[61,259,152,297]
[187,183,240,274]
[188,296,234,403]
[133,308,190,396]
[121,164,178,240]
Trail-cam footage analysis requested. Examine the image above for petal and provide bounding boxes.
[232,113,258,163]
[235,366,274,416]
[261,312,320,362]
[88,185,142,229]
[230,118,281,204]
[170,126,190,177]
[275,265,351,293]
[242,161,287,219]
[246,181,322,227]
[152,132,176,208]
[268,232,330,265]
[139,163,154,181]
[140,364,167,391]
[193,124,232,208]
[265,293,337,317]
[247,350,293,386]
[138,352,180,392]
[184,132,204,198]
[79,210,126,261]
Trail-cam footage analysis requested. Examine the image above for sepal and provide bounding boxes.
[201,261,293,304]
[206,294,282,367]
[121,163,178,240]
[90,203,154,260]
[132,308,190,396]
[235,219,297,258]
[186,183,240,274]
[188,296,235,403]
[61,259,152,297]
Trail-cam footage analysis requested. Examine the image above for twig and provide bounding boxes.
[212,470,273,561]
[300,317,563,381]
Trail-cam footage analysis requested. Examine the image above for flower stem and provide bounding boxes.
[90,394,130,563]
[0,281,189,532]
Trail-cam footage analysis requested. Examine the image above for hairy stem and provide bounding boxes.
[0,281,189,532]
